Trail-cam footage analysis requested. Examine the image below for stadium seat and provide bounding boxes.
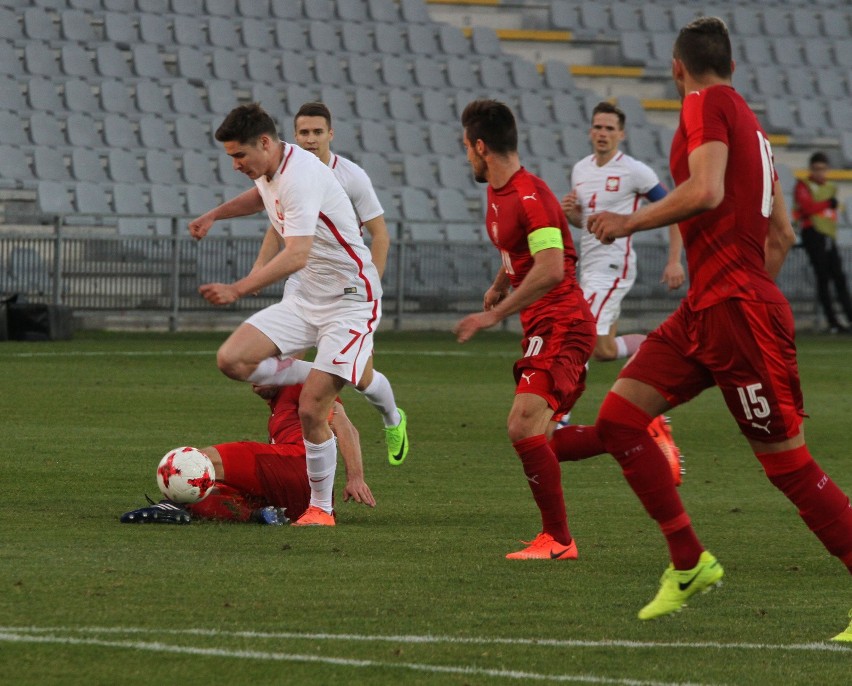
[611,2,640,32]
[319,85,355,121]
[205,0,238,17]
[341,23,374,54]
[428,122,460,157]
[177,47,213,81]
[170,80,206,116]
[542,60,575,92]
[27,77,63,112]
[0,41,23,77]
[71,148,109,183]
[38,180,75,215]
[579,4,612,33]
[242,17,274,49]
[132,45,171,79]
[0,76,26,111]
[620,31,653,67]
[103,11,138,43]
[408,24,441,56]
[470,26,502,56]
[640,5,673,33]
[23,8,59,41]
[0,7,19,41]
[108,149,146,184]
[328,119,360,155]
[732,7,762,35]
[436,188,474,223]
[413,57,448,89]
[145,150,182,186]
[60,9,97,42]
[827,100,851,131]
[308,22,341,53]
[375,23,408,56]
[387,89,421,123]
[358,152,398,189]
[95,44,134,79]
[24,43,62,78]
[247,49,281,84]
[354,86,388,121]
[447,58,479,90]
[421,89,454,123]
[438,24,470,56]
[527,125,561,160]
[361,120,397,154]
[139,115,177,150]
[764,98,795,134]
[820,10,849,40]
[175,116,213,150]
[114,182,149,216]
[0,145,34,189]
[314,54,348,86]
[140,13,174,45]
[207,80,237,115]
[402,154,438,190]
[368,0,400,23]
[550,3,578,30]
[29,112,66,147]
[379,55,411,88]
[212,48,247,82]
[67,112,104,148]
[437,155,473,191]
[34,148,72,183]
[77,181,114,216]
[99,80,135,115]
[562,125,591,162]
[275,20,309,51]
[209,16,241,49]
[151,184,186,216]
[337,0,368,22]
[348,55,382,88]
[186,186,222,216]
[399,0,430,24]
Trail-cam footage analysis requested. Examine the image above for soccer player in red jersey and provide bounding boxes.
[579,17,852,638]
[454,99,597,560]
[121,383,375,526]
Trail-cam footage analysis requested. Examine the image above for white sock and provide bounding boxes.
[304,436,337,513]
[247,357,312,386]
[614,334,646,359]
[358,370,401,427]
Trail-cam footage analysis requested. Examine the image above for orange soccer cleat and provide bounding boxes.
[505,532,578,560]
[291,505,336,527]
[648,415,684,487]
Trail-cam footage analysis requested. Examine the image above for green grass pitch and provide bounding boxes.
[0,330,850,685]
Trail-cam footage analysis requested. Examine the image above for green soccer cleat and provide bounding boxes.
[638,551,724,620]
[830,609,852,642]
[385,408,409,466]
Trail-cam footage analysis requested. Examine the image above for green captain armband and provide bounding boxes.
[527,226,564,254]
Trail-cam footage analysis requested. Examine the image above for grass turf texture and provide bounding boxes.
[0,330,850,685]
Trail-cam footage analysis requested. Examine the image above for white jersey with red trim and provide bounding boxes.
[327,152,383,224]
[254,142,381,303]
[571,151,660,281]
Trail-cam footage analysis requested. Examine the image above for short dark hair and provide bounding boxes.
[215,102,277,144]
[592,101,626,129]
[294,102,332,130]
[461,99,517,155]
[809,151,830,167]
[673,16,732,79]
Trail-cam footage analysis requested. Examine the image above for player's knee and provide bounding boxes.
[506,413,538,444]
[592,338,618,362]
[595,393,650,455]
[215,347,250,381]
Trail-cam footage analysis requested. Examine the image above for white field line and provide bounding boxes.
[0,348,514,359]
[1,625,848,654]
[0,630,713,686]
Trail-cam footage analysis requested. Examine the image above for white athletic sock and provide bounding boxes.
[358,370,400,427]
[304,436,337,513]
[247,357,312,386]
[614,334,646,359]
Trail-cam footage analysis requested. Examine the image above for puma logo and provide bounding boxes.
[526,474,540,485]
[522,193,537,201]
[750,419,771,434]
[491,202,499,216]
[520,371,536,384]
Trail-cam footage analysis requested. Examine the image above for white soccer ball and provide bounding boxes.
[156,446,216,503]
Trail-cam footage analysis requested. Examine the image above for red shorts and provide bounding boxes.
[621,299,805,442]
[513,315,596,416]
[211,440,309,518]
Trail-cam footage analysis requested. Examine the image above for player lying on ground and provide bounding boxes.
[121,383,375,526]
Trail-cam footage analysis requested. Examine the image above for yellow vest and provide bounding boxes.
[803,179,838,239]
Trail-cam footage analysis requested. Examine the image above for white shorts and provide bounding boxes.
[581,273,636,336]
[246,295,380,385]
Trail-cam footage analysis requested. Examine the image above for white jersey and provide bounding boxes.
[326,152,384,225]
[254,142,381,303]
[571,151,661,282]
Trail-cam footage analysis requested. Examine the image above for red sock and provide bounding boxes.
[758,447,852,573]
[597,392,703,569]
[513,435,571,545]
[187,483,257,522]
[550,425,606,461]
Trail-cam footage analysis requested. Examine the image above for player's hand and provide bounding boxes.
[188,213,215,240]
[483,285,507,311]
[454,310,499,343]
[343,477,376,507]
[199,282,240,305]
[587,211,630,244]
[661,261,686,290]
[560,190,578,217]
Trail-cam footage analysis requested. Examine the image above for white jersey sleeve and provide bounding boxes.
[328,153,384,224]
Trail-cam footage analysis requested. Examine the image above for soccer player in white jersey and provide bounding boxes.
[245,102,409,467]
[562,102,685,363]
[560,101,685,485]
[189,103,383,526]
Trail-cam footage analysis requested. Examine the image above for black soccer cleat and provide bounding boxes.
[120,494,191,524]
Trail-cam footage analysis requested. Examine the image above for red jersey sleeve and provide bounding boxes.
[682,89,730,153]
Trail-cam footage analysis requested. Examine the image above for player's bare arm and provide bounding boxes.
[560,190,583,228]
[188,187,265,240]
[483,266,511,310]
[362,215,390,279]
[199,235,313,305]
[661,225,686,289]
[588,141,728,243]
[331,401,376,507]
[455,248,563,343]
[764,180,796,279]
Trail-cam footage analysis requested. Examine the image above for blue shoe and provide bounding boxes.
[121,495,191,524]
[252,506,289,526]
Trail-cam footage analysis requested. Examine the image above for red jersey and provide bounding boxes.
[671,85,785,310]
[267,384,303,446]
[485,167,591,329]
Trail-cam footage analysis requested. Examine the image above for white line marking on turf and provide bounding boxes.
[2,625,848,653]
[0,348,512,358]
[0,631,712,686]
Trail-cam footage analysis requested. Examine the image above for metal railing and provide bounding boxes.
[0,217,835,331]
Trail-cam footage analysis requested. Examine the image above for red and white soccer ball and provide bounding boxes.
[156,446,216,503]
